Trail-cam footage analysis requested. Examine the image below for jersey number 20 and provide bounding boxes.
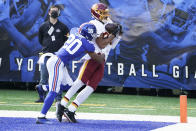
[63,34,82,54]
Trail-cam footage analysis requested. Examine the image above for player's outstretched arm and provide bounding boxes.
[86,52,105,64]
[96,23,122,49]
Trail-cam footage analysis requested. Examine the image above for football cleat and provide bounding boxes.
[36,117,51,124]
[56,102,66,122]
[64,109,77,123]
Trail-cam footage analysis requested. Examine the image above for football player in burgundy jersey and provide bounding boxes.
[57,3,122,123]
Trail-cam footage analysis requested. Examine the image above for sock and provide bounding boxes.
[68,102,79,112]
[63,79,84,102]
[55,101,61,115]
[41,91,57,115]
[38,113,45,118]
[68,86,94,112]
[61,96,69,107]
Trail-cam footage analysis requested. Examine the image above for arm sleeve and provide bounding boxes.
[83,39,95,52]
[111,35,121,49]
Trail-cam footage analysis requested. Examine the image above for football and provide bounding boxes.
[105,23,118,34]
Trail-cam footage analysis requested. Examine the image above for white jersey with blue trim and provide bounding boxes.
[55,31,95,65]
[80,18,121,61]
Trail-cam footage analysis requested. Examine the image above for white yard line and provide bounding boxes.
[152,123,196,131]
[1,110,196,130]
[88,106,156,110]
[0,110,196,123]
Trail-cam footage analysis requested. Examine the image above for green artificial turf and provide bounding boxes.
[0,89,196,117]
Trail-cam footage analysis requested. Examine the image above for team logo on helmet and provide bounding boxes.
[91,3,110,21]
[79,23,97,41]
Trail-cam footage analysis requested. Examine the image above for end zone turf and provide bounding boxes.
[2,110,196,130]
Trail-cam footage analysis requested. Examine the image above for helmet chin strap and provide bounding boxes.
[93,16,104,24]
[102,19,108,24]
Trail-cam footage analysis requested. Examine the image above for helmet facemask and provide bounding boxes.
[91,3,110,23]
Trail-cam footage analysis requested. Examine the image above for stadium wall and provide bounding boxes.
[0,0,196,90]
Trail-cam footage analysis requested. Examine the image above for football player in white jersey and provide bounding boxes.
[56,3,122,123]
[36,23,105,124]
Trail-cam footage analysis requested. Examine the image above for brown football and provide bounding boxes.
[105,23,118,34]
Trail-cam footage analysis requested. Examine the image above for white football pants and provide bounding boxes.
[46,55,73,93]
